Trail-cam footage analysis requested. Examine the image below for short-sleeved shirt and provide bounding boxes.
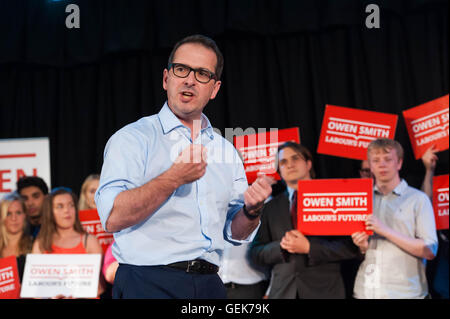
[353,179,438,299]
[95,102,258,267]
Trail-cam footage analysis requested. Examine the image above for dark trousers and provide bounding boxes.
[225,280,269,299]
[113,263,227,299]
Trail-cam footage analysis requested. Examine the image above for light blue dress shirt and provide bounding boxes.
[95,102,258,267]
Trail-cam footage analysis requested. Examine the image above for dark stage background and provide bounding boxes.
[0,0,448,194]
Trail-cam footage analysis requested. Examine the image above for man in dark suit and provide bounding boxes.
[249,142,360,299]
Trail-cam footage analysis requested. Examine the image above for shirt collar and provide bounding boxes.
[158,101,214,140]
[200,113,214,140]
[286,186,296,203]
[374,179,408,196]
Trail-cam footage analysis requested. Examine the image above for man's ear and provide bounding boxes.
[307,160,312,172]
[397,158,403,171]
[162,69,168,91]
[209,80,221,100]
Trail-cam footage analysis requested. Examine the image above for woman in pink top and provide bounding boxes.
[102,241,119,284]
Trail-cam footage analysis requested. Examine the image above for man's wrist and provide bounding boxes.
[160,166,183,189]
[242,205,262,220]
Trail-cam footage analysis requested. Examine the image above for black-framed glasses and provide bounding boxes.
[168,63,217,84]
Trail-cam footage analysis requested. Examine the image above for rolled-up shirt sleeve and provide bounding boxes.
[415,192,438,256]
[95,128,147,232]
[223,157,260,245]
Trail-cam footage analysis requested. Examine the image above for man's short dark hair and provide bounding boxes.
[17,176,49,195]
[276,142,316,179]
[168,34,224,80]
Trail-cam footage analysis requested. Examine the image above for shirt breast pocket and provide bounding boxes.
[392,207,415,235]
[211,183,231,212]
[205,164,234,208]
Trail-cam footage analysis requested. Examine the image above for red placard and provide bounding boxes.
[0,256,21,299]
[234,127,300,184]
[297,178,373,235]
[79,209,114,253]
[432,174,449,230]
[317,105,398,160]
[402,94,449,159]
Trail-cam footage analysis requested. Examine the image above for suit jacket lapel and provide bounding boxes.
[275,192,294,238]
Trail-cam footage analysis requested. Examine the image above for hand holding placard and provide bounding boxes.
[365,215,388,236]
[421,145,438,171]
[280,230,310,254]
[351,232,369,254]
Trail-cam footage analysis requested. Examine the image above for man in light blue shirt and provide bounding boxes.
[95,34,274,299]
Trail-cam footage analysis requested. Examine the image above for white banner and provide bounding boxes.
[20,254,101,298]
[0,137,51,199]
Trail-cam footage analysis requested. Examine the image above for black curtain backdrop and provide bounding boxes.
[0,0,448,195]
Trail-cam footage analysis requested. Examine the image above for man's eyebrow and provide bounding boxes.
[291,153,304,160]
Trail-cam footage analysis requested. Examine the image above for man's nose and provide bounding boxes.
[183,70,196,86]
[288,158,297,166]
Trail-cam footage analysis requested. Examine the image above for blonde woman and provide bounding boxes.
[0,192,33,282]
[78,174,100,211]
